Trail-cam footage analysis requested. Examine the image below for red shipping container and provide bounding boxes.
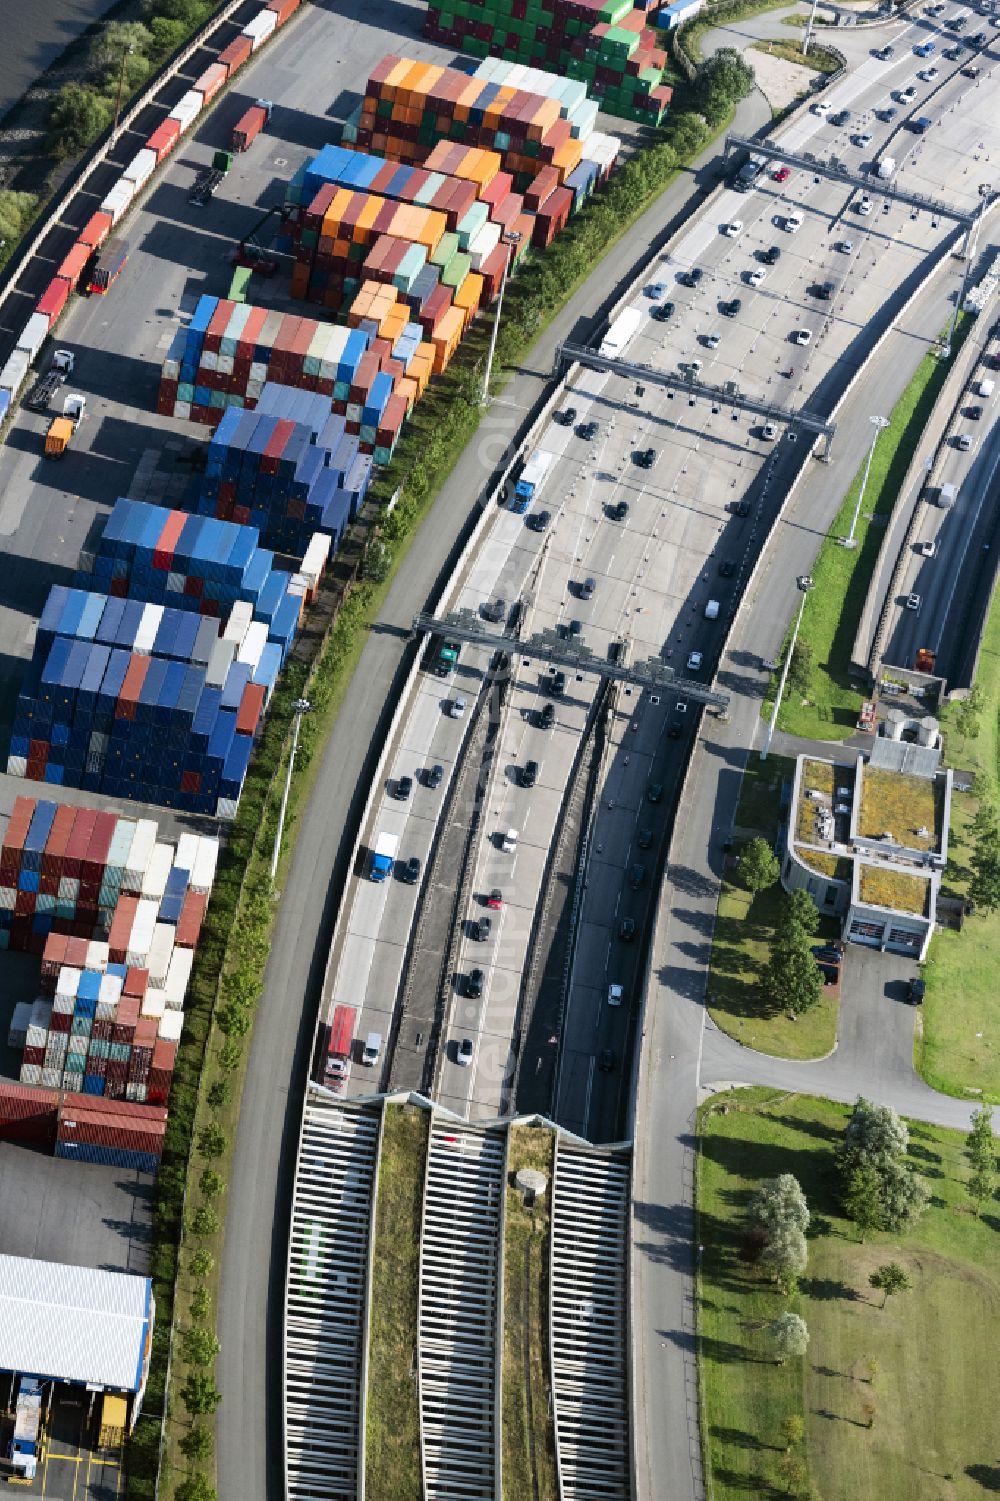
[146,117,181,162]
[204,299,237,355]
[235,683,265,736]
[0,1083,57,1146]
[218,35,253,76]
[124,966,148,998]
[15,892,35,917]
[117,657,150,720]
[65,936,89,967]
[108,895,139,963]
[152,1039,177,1070]
[146,1074,171,1106]
[261,418,296,475]
[152,509,187,570]
[176,890,207,947]
[232,100,268,152]
[56,242,92,291]
[64,809,98,877]
[3,797,36,863]
[104,1079,125,1101]
[22,1047,45,1068]
[41,931,69,976]
[78,211,113,252]
[83,812,117,882]
[194,62,227,103]
[62,1092,166,1123]
[91,1020,113,1043]
[267,0,300,21]
[42,803,77,880]
[49,1012,71,1035]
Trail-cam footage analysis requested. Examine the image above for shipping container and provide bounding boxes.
[88,239,128,295]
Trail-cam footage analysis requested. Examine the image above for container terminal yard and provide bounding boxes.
[0,0,994,1495]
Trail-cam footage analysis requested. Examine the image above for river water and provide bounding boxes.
[0,0,122,123]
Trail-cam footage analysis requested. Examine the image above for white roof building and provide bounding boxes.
[0,1254,153,1395]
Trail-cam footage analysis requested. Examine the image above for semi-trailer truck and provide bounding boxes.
[232,99,273,152]
[44,393,86,458]
[26,350,74,412]
[87,238,128,295]
[8,1375,42,1479]
[434,638,460,676]
[369,832,399,881]
[325,1003,358,1090]
[512,449,554,512]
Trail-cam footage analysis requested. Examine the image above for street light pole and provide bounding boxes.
[271,698,312,883]
[481,231,521,407]
[943,184,990,357]
[802,0,822,56]
[761,576,814,762]
[841,413,888,548]
[112,45,134,142]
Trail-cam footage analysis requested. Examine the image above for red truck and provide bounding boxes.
[324,1004,358,1092]
[87,238,128,295]
[232,99,273,153]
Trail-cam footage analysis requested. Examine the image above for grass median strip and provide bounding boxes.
[699,1088,1000,1501]
[366,1103,429,1501]
[503,1124,558,1501]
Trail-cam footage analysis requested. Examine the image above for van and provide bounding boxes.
[978,378,995,398]
[361,1032,382,1066]
[877,157,896,180]
[704,599,720,619]
[501,828,518,853]
[938,482,957,508]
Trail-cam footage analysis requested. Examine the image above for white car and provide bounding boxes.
[762,422,778,441]
[705,331,722,349]
[906,593,922,611]
[857,198,873,216]
[747,267,766,287]
[686,650,704,672]
[922,66,939,79]
[723,220,743,237]
[838,239,854,253]
[812,100,832,116]
[917,540,937,557]
[855,132,873,147]
[448,697,467,719]
[456,1037,473,1066]
[687,358,703,374]
[792,329,813,346]
[607,983,624,1007]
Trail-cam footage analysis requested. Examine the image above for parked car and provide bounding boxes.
[721,298,742,318]
[487,888,503,909]
[650,300,675,322]
[576,420,599,441]
[634,448,657,469]
[906,592,922,611]
[581,576,596,599]
[773,165,792,182]
[687,650,704,672]
[448,697,467,719]
[456,1037,474,1065]
[722,220,743,237]
[538,702,555,729]
[762,245,781,265]
[466,969,484,999]
[548,670,567,696]
[473,916,492,941]
[483,597,506,623]
[607,983,624,1007]
[908,976,926,1004]
[609,499,629,520]
[426,763,444,790]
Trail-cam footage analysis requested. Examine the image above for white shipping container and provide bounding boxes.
[146,923,175,986]
[56,965,81,999]
[17,313,50,360]
[134,603,165,655]
[20,1064,43,1087]
[174,833,200,877]
[166,572,185,593]
[165,947,194,1009]
[174,401,192,421]
[124,148,157,189]
[242,9,277,47]
[469,220,502,271]
[216,797,239,820]
[287,575,307,599]
[101,179,134,225]
[128,898,160,965]
[301,531,332,582]
[217,354,235,376]
[141,989,166,1019]
[68,1036,88,1057]
[125,1083,147,1104]
[7,1001,31,1049]
[223,600,254,645]
[237,621,268,668]
[52,992,75,1016]
[0,887,16,911]
[44,1035,67,1063]
[58,876,79,901]
[168,92,203,132]
[124,820,158,891]
[85,940,109,971]
[142,843,174,901]
[191,837,220,894]
[205,638,236,688]
[99,973,123,1007]
[95,1001,116,1023]
[158,1010,184,1043]
[201,350,219,373]
[0,351,30,396]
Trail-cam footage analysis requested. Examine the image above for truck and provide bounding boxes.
[877,156,896,179]
[369,831,399,882]
[914,647,937,673]
[324,1003,358,1090]
[434,638,460,676]
[735,153,765,189]
[44,393,85,458]
[25,350,74,412]
[912,115,932,134]
[232,99,273,152]
[87,237,128,295]
[512,449,554,513]
[97,1393,127,1450]
[856,700,877,733]
[7,1375,43,1479]
[600,307,642,359]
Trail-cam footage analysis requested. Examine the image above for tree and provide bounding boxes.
[776,1451,809,1495]
[179,1371,222,1416]
[868,1262,912,1308]
[49,83,112,159]
[180,1326,220,1367]
[197,1122,227,1159]
[955,683,985,738]
[967,1104,996,1173]
[763,935,823,1015]
[190,1287,211,1321]
[189,1206,220,1237]
[769,1312,809,1364]
[969,829,1000,913]
[207,1078,232,1111]
[179,1423,214,1461]
[784,888,819,939]
[841,1163,884,1242]
[219,1038,242,1073]
[781,1413,805,1451]
[741,836,780,896]
[749,1174,810,1238]
[968,1164,995,1216]
[839,1099,928,1233]
[787,639,814,696]
[759,1225,807,1292]
[695,47,755,123]
[199,1168,224,1201]
[189,1250,214,1278]
[174,1472,217,1501]
[89,21,153,83]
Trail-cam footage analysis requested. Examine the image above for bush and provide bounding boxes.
[173,1471,217,1501]
[179,1372,222,1417]
[179,1424,214,1462]
[180,1326,220,1368]
[206,1079,231,1111]
[218,1039,242,1073]
[190,1286,211,1321]
[197,1122,227,1159]
[198,1168,224,1200]
[188,1206,220,1237]
[189,1250,214,1279]
[49,83,113,159]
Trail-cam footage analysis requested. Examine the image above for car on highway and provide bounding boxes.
[943,43,963,57]
[598,1049,616,1072]
[637,827,654,849]
[917,539,937,558]
[651,300,675,321]
[554,406,577,426]
[634,447,657,469]
[576,420,599,441]
[392,775,413,800]
[581,576,596,599]
[456,1037,474,1065]
[874,43,895,58]
[854,131,873,147]
[812,100,832,116]
[466,969,484,999]
[548,670,567,696]
[773,165,792,182]
[519,760,538,788]
[722,220,743,237]
[609,499,629,520]
[908,976,926,1005]
[962,64,982,77]
[686,358,703,375]
[838,239,854,253]
[722,298,742,318]
[448,697,467,719]
[704,331,722,349]
[917,65,939,79]
[526,509,550,532]
[486,888,503,909]
[878,105,898,120]
[914,38,936,53]
[906,592,922,611]
[618,917,637,942]
[761,245,781,265]
[607,983,624,1007]
[646,281,668,298]
[686,650,704,672]
[400,856,421,884]
[473,916,492,941]
[732,499,751,516]
[538,701,555,729]
[792,329,813,346]
[426,763,444,790]
[647,782,663,803]
[856,197,873,215]
[901,84,918,100]
[747,267,766,287]
[629,862,647,890]
[956,432,975,450]
[968,404,984,421]
[783,211,804,233]
[483,597,506,623]
[762,422,778,441]
[718,558,735,577]
[678,266,703,287]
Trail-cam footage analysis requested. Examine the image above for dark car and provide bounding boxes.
[393,775,413,800]
[598,1048,616,1072]
[487,888,503,909]
[721,297,742,318]
[832,109,851,125]
[718,559,735,578]
[968,404,984,420]
[401,856,420,884]
[908,976,926,1005]
[426,763,444,790]
[634,448,657,469]
[732,499,751,517]
[650,300,675,321]
[548,671,567,696]
[637,827,653,850]
[483,597,506,623]
[554,406,577,426]
[519,760,538,789]
[538,701,555,729]
[581,576,596,599]
[814,281,834,301]
[818,964,839,986]
[526,508,551,532]
[466,967,484,999]
[762,245,781,266]
[629,862,647,890]
[576,420,599,441]
[473,916,492,942]
[679,267,703,287]
[619,916,637,942]
[667,718,683,739]
[647,782,663,803]
[609,500,629,521]
[811,945,842,967]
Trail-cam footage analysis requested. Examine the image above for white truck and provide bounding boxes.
[600,307,643,359]
[369,831,399,882]
[512,449,555,512]
[877,156,896,180]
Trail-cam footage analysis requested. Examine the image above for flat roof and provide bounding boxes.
[0,1254,152,1392]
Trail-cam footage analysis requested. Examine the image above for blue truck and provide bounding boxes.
[369,832,399,882]
[511,449,555,513]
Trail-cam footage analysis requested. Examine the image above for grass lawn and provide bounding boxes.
[502,1125,558,1501]
[698,1088,1000,1501]
[766,319,972,742]
[365,1103,429,1501]
[751,38,842,70]
[710,754,840,1058]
